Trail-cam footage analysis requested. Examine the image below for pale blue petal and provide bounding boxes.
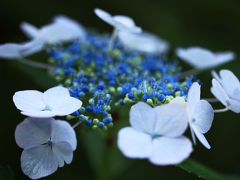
[129,102,156,134]
[52,142,73,167]
[15,118,52,148]
[149,136,192,165]
[191,100,214,134]
[154,103,188,137]
[117,127,152,159]
[21,145,58,179]
[51,120,77,150]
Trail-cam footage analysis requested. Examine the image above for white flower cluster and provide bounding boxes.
[13,86,82,179]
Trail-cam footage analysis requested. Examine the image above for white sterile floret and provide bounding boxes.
[13,86,82,118]
[171,82,214,149]
[118,102,192,165]
[118,31,169,54]
[94,8,142,33]
[0,15,86,60]
[211,69,240,113]
[21,15,86,44]
[15,117,77,179]
[176,47,235,69]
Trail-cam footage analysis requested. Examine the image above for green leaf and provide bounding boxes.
[178,159,240,180]
[0,165,15,180]
[10,60,56,88]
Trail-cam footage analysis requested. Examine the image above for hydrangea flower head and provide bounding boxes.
[48,31,194,129]
[15,117,77,179]
[117,102,192,165]
[13,86,82,118]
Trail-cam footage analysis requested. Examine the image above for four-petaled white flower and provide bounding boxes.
[13,86,82,118]
[176,47,235,69]
[21,15,86,44]
[15,117,77,179]
[171,82,214,149]
[0,15,86,59]
[118,102,193,165]
[118,31,169,54]
[211,69,240,113]
[94,8,142,33]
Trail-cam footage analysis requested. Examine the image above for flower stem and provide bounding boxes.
[204,98,219,103]
[214,107,229,113]
[179,68,201,79]
[72,120,83,129]
[18,58,53,69]
[108,29,118,51]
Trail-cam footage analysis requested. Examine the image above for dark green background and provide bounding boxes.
[0,0,239,179]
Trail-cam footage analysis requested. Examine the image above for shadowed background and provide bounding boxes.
[0,0,239,179]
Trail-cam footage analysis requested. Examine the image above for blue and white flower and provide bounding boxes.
[211,69,240,113]
[15,117,77,179]
[13,86,82,118]
[171,82,214,149]
[176,47,235,69]
[118,102,192,165]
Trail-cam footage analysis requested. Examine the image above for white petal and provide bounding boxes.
[21,110,57,118]
[117,127,152,159]
[53,97,82,116]
[13,90,45,112]
[52,142,73,167]
[15,118,52,149]
[113,16,142,33]
[21,145,58,179]
[187,82,201,117]
[219,70,240,98]
[176,47,216,69]
[149,136,192,165]
[43,86,82,116]
[211,70,221,82]
[118,31,169,54]
[129,102,156,134]
[20,22,39,38]
[227,98,240,113]
[20,38,45,56]
[154,103,188,137]
[191,100,214,133]
[94,8,141,33]
[170,96,186,105]
[0,43,25,59]
[51,120,77,150]
[43,86,70,106]
[215,52,235,65]
[94,8,115,26]
[53,15,86,39]
[0,38,44,59]
[211,79,229,106]
[192,125,211,149]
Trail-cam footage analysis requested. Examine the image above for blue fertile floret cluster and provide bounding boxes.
[47,33,194,130]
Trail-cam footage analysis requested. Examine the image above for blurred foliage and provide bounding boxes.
[0,0,240,179]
